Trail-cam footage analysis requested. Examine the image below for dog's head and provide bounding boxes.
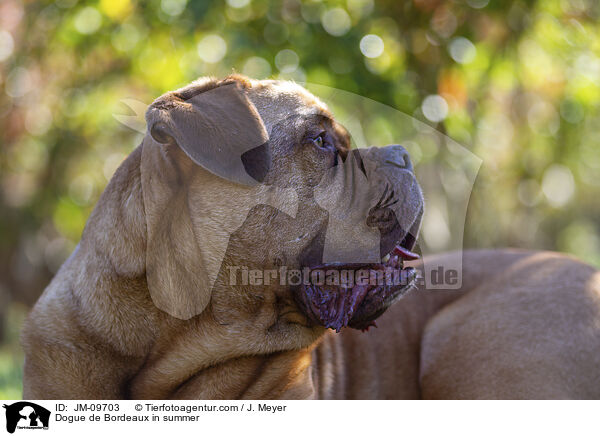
[141,75,423,343]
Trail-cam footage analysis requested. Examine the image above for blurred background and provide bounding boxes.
[1,0,599,398]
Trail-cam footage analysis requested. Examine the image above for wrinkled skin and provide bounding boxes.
[141,75,424,333]
[205,80,424,333]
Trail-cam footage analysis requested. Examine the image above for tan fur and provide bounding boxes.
[21,77,600,399]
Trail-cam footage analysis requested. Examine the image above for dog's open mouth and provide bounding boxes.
[296,238,419,333]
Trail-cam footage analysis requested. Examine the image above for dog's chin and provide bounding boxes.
[294,239,420,333]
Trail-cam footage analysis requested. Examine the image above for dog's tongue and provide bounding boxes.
[393,245,420,261]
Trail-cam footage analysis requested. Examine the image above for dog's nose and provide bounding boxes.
[382,145,412,172]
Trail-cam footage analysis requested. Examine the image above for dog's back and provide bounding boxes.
[314,249,600,399]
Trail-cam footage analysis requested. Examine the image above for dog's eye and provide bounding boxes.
[312,133,331,149]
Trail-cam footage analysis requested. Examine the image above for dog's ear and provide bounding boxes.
[140,136,214,320]
[140,81,273,320]
[145,82,270,184]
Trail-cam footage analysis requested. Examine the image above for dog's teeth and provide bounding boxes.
[382,254,391,263]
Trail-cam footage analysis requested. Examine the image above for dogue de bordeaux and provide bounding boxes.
[22,76,600,399]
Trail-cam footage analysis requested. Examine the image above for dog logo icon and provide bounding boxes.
[2,402,50,433]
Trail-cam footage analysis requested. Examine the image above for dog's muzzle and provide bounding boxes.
[295,145,424,332]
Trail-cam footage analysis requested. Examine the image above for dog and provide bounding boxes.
[21,75,600,399]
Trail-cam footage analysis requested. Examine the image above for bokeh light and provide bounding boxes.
[197,34,228,64]
[448,37,476,64]
[0,31,14,62]
[321,7,351,36]
[422,95,449,123]
[161,0,187,17]
[74,6,102,34]
[360,34,384,58]
[275,49,299,73]
[542,164,576,208]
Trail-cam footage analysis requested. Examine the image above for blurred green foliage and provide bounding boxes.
[1,0,600,398]
[0,304,25,400]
